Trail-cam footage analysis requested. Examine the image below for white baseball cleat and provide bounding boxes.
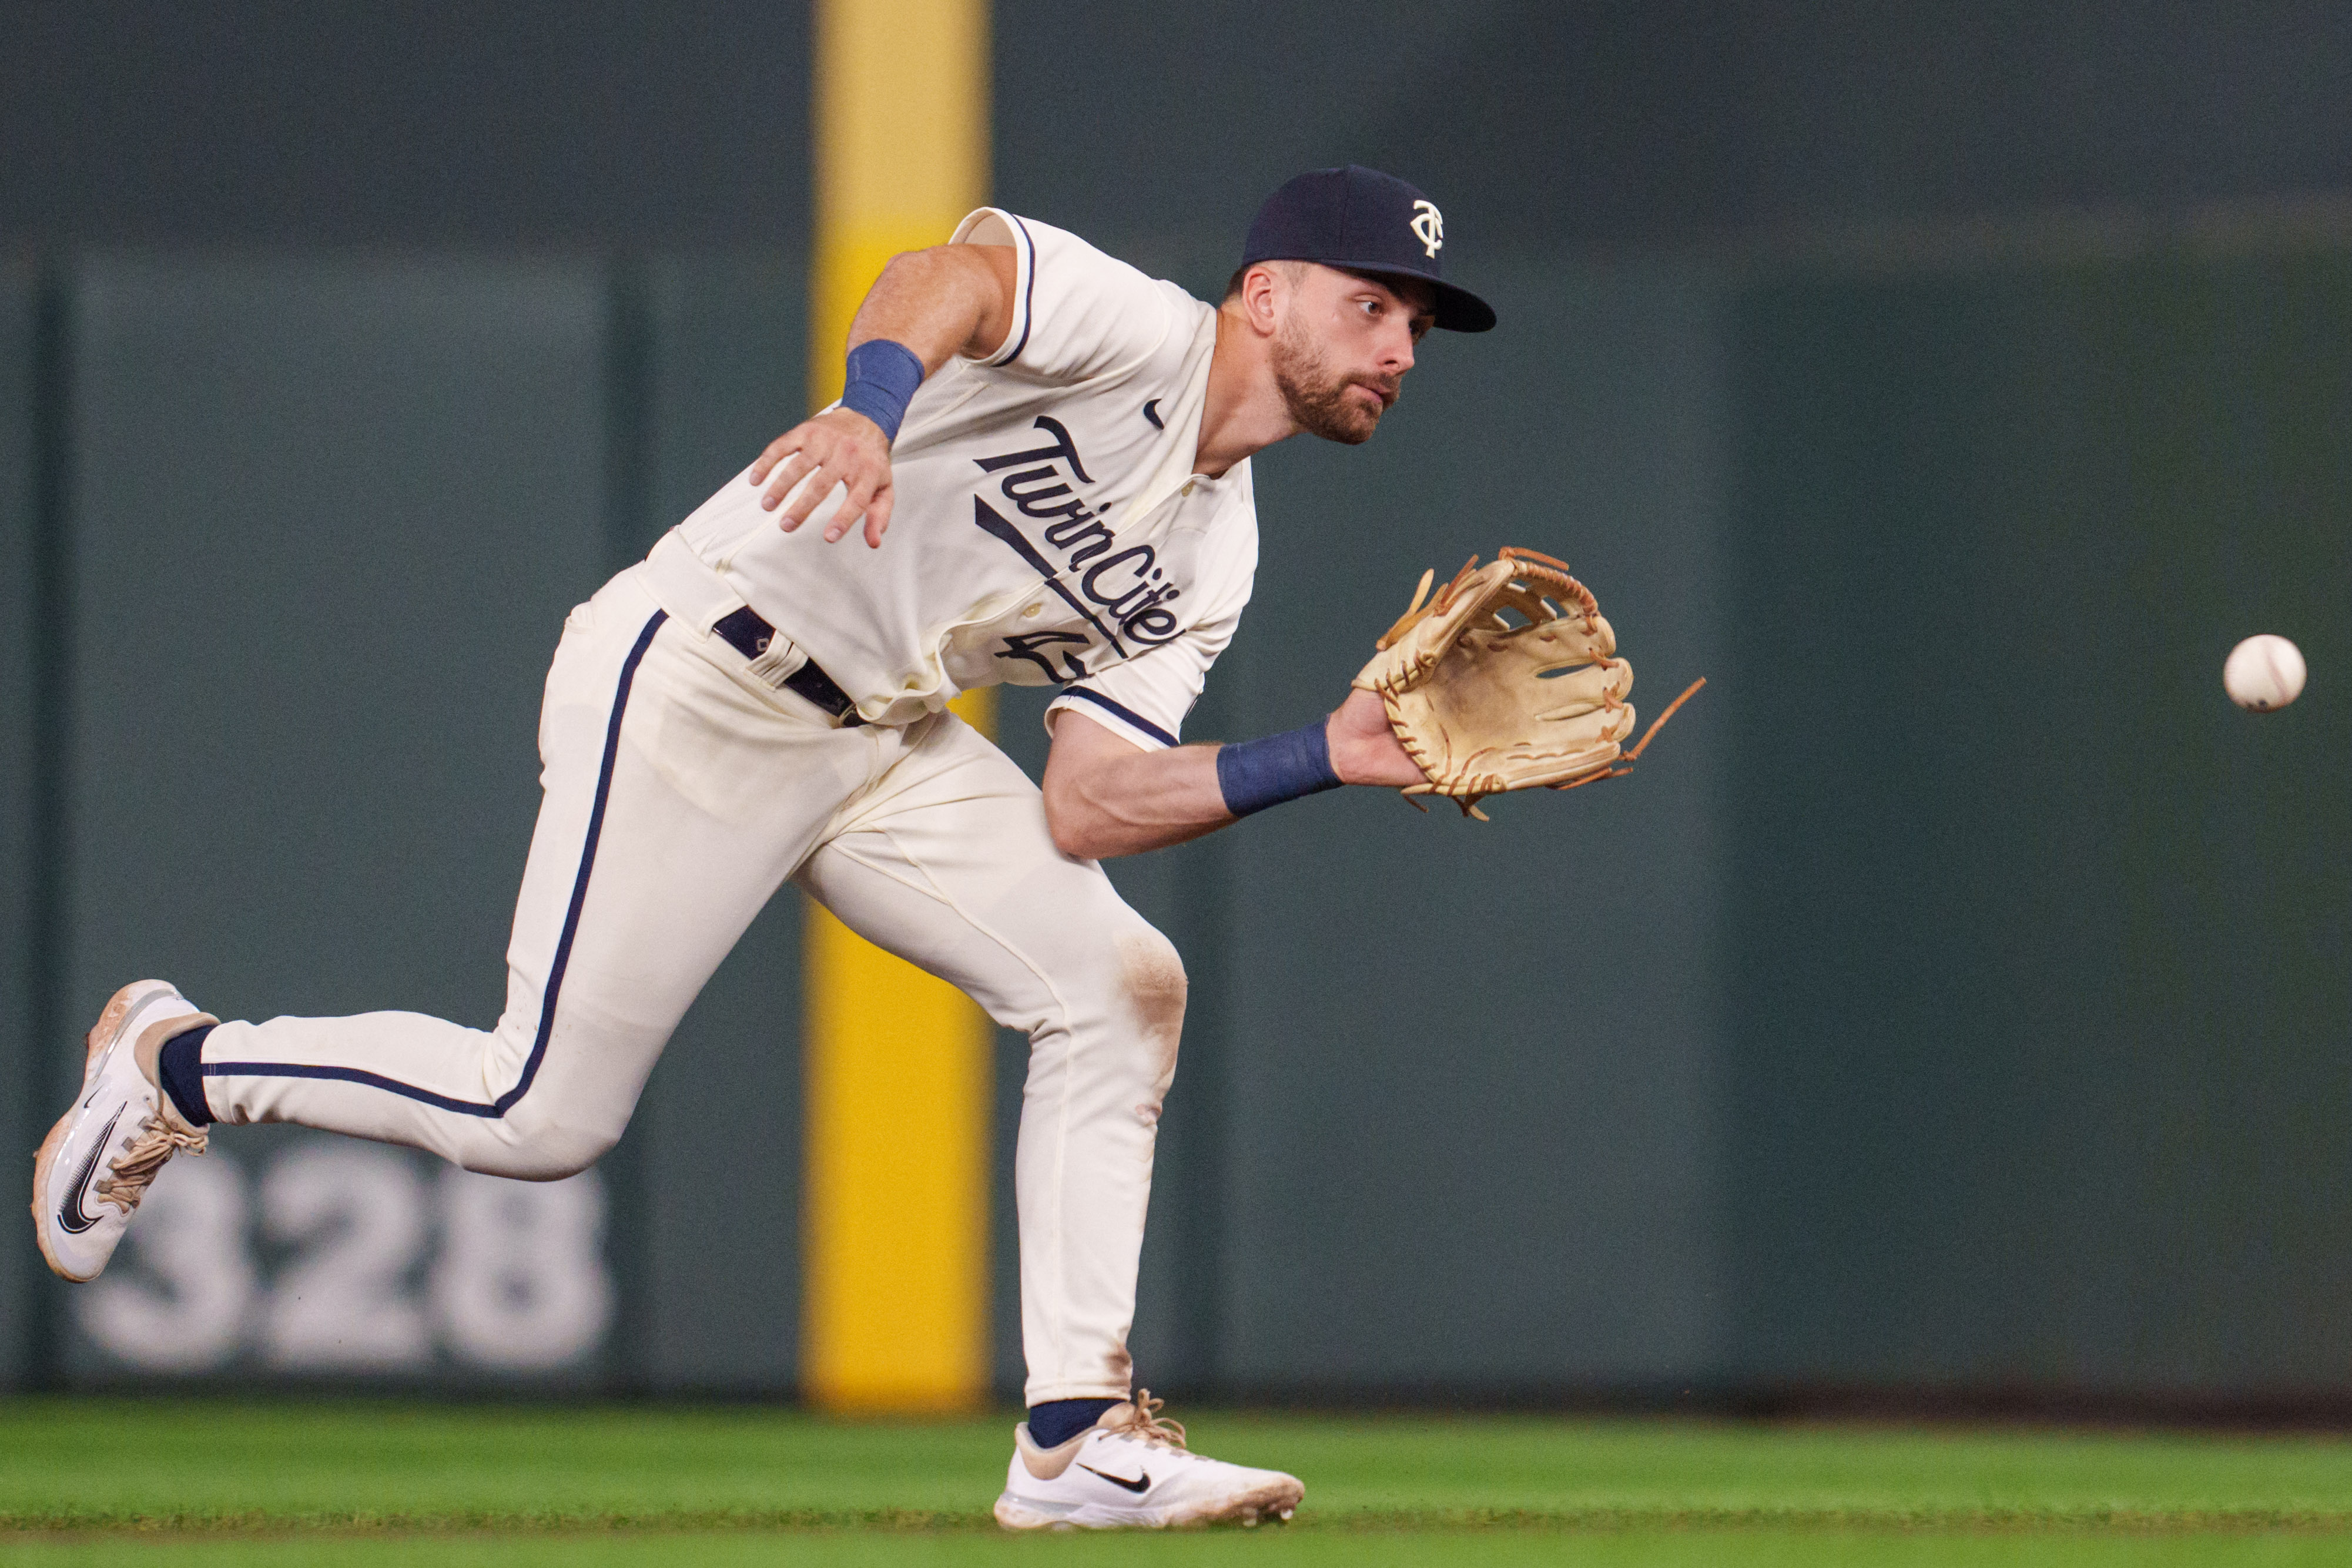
[993,1391,1303,1530]
[31,980,215,1283]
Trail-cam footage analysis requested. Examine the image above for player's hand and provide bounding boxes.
[747,407,897,548]
[1325,687,1428,788]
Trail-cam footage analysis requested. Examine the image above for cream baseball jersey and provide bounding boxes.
[669,209,1259,749]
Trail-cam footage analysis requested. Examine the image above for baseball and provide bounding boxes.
[2223,634,2306,712]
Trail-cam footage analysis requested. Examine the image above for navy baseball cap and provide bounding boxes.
[1241,165,1496,333]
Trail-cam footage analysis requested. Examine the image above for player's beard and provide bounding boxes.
[1271,316,1398,445]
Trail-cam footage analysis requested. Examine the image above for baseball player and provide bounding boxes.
[34,165,1496,1530]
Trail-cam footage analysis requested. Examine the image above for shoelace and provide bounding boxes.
[93,1114,206,1215]
[1101,1390,1189,1452]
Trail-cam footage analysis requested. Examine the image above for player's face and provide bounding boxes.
[1271,267,1437,445]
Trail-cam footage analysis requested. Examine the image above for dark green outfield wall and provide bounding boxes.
[0,266,41,1395]
[1724,254,2352,1393]
[8,240,2350,1400]
[0,257,813,1389]
[7,0,2352,1405]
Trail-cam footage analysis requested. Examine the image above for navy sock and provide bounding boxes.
[156,1025,216,1127]
[1027,1396,1120,1448]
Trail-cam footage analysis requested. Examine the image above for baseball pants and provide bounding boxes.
[190,564,1183,1403]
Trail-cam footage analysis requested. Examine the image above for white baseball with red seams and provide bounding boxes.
[2224,634,2306,712]
[61,209,1265,1414]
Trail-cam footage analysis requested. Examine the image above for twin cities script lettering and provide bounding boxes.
[972,417,1187,682]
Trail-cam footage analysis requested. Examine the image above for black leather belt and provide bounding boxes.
[712,606,865,726]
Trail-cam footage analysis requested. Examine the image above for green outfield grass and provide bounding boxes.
[5,1399,2352,1564]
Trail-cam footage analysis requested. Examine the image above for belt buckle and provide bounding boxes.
[712,604,860,726]
[744,636,803,689]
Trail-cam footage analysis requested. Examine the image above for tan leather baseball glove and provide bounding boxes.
[1352,547,1705,820]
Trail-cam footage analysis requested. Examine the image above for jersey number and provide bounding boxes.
[996,630,1093,682]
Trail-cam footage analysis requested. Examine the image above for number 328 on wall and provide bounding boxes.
[75,1139,614,1375]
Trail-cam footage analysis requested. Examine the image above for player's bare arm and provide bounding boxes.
[1041,690,1422,860]
[746,243,1020,547]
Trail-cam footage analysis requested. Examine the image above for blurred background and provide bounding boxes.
[3,0,2350,1414]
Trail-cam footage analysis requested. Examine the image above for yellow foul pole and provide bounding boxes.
[803,0,996,1413]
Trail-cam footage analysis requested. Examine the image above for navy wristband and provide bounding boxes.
[1216,720,1343,818]
[837,339,925,441]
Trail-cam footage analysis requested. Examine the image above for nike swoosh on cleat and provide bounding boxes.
[1078,1463,1150,1495]
[58,1108,123,1235]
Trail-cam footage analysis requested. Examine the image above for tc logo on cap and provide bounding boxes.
[1239,166,1494,330]
[1409,199,1444,259]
